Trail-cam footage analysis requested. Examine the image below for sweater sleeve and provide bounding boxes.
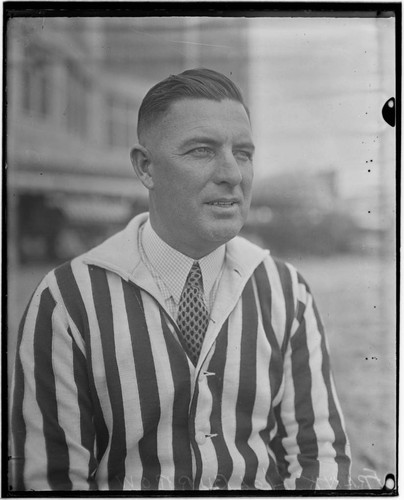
[275,268,351,490]
[9,275,98,491]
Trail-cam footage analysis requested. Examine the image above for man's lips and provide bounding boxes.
[206,198,240,207]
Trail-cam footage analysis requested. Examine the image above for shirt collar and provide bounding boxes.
[141,218,225,304]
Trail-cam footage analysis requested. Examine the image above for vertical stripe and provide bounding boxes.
[312,299,351,488]
[249,281,276,490]
[33,288,72,490]
[220,301,245,489]
[10,303,30,491]
[206,320,233,490]
[48,264,97,488]
[70,263,113,489]
[194,349,219,490]
[189,381,202,490]
[265,452,286,490]
[70,332,97,488]
[330,379,351,489]
[298,275,350,487]
[19,282,50,490]
[275,261,295,356]
[290,302,319,490]
[54,262,87,341]
[270,404,289,482]
[51,310,95,490]
[123,282,161,490]
[298,289,339,487]
[235,279,259,489]
[160,311,193,490]
[107,275,143,490]
[279,342,302,489]
[90,267,126,489]
[262,258,286,351]
[253,264,284,397]
[56,262,109,463]
[142,293,176,489]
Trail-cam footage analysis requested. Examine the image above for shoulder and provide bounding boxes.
[226,234,269,271]
[47,213,148,286]
[230,237,312,302]
[228,234,301,281]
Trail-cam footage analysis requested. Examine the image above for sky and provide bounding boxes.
[246,16,396,190]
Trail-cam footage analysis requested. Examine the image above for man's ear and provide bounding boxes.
[130,145,154,190]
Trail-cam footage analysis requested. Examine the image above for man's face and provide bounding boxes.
[142,98,254,258]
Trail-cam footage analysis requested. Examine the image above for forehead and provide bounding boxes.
[154,98,252,144]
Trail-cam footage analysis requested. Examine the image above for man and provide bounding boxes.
[10,68,351,491]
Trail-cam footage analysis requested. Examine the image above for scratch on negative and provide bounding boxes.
[169,40,231,49]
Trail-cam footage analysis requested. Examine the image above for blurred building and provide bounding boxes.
[7,17,250,264]
[7,18,143,264]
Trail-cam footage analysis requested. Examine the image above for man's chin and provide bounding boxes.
[206,220,244,245]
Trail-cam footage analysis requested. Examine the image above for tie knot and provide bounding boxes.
[187,261,204,292]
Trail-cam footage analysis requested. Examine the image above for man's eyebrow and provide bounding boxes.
[180,136,255,151]
[235,141,255,152]
[179,136,220,148]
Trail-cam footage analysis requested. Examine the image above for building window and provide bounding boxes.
[21,44,52,118]
[105,95,137,149]
[65,62,89,137]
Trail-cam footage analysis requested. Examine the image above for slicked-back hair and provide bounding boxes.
[137,68,249,143]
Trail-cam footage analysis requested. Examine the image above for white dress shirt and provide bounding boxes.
[139,218,225,319]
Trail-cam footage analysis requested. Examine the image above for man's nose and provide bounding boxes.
[214,150,243,186]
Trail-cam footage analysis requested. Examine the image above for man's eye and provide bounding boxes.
[189,147,214,157]
[234,150,253,161]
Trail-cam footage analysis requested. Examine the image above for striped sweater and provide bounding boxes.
[10,213,351,491]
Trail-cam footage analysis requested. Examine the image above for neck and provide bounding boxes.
[148,214,221,260]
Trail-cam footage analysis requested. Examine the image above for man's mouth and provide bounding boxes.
[208,201,237,207]
[207,198,240,207]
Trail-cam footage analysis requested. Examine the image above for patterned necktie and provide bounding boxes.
[177,262,210,365]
